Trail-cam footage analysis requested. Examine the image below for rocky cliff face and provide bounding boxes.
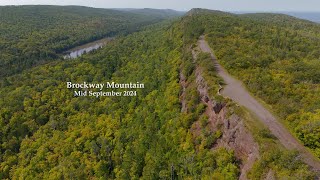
[181,47,260,179]
[215,108,260,180]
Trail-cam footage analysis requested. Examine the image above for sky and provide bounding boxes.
[0,0,319,12]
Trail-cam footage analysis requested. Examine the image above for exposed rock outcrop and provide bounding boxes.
[213,102,224,114]
[188,47,259,180]
[215,109,259,180]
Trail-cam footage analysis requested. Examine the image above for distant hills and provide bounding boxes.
[113,8,185,17]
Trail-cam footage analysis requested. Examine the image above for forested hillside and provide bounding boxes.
[182,9,320,158]
[0,19,243,179]
[0,5,181,77]
[0,6,319,179]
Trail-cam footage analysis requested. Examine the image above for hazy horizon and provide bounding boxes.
[1,2,320,23]
[1,5,320,14]
[0,0,319,12]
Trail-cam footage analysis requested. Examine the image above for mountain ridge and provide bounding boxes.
[0,6,319,179]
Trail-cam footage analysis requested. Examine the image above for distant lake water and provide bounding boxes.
[283,12,320,23]
[233,11,320,23]
[63,37,112,59]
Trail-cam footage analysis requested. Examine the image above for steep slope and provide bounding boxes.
[198,36,320,172]
[189,44,259,179]
[0,5,181,77]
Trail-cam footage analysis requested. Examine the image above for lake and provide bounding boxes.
[63,37,112,59]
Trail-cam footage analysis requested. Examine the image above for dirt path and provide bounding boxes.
[198,36,320,172]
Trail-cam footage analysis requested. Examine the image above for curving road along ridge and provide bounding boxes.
[198,36,320,173]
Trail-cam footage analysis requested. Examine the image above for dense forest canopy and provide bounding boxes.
[0,19,244,179]
[0,5,182,77]
[0,6,319,179]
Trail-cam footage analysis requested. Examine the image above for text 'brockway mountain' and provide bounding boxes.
[67,82,145,90]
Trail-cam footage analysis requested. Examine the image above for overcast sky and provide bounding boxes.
[0,0,319,12]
